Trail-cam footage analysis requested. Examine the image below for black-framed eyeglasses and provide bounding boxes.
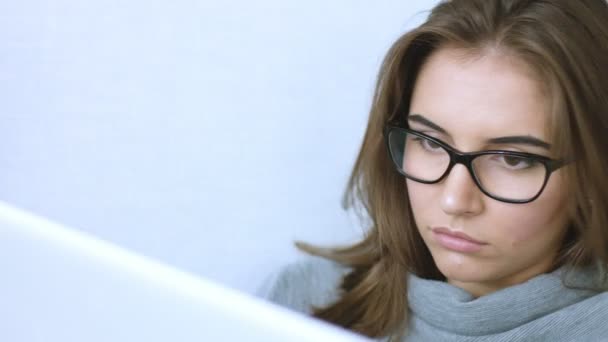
[384,125,570,204]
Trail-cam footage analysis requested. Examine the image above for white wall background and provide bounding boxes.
[0,0,437,294]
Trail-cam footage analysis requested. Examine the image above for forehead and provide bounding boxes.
[409,47,550,147]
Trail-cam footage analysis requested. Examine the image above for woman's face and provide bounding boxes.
[407,47,570,297]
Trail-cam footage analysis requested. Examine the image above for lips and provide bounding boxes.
[431,226,487,253]
[431,227,487,244]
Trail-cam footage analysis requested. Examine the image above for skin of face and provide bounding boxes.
[406,47,571,298]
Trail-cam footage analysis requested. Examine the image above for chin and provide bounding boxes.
[430,249,496,283]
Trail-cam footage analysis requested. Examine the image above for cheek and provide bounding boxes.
[406,179,441,233]
[495,176,569,248]
[503,209,551,246]
[406,180,434,217]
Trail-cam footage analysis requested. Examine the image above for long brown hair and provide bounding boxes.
[296,0,608,339]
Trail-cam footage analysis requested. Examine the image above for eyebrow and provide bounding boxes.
[407,114,552,150]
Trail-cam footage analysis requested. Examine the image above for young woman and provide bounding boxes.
[261,0,608,340]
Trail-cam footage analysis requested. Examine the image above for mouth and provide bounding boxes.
[431,226,488,253]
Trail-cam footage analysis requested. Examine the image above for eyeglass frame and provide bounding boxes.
[383,124,570,204]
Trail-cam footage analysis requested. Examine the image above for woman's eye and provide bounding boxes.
[498,155,534,169]
[420,138,442,151]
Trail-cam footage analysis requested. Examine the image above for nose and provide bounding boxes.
[439,164,484,216]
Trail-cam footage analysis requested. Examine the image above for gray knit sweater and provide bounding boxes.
[258,256,608,341]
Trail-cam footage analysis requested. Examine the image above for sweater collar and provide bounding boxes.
[407,265,604,335]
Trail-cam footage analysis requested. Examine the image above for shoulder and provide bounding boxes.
[257,255,352,315]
